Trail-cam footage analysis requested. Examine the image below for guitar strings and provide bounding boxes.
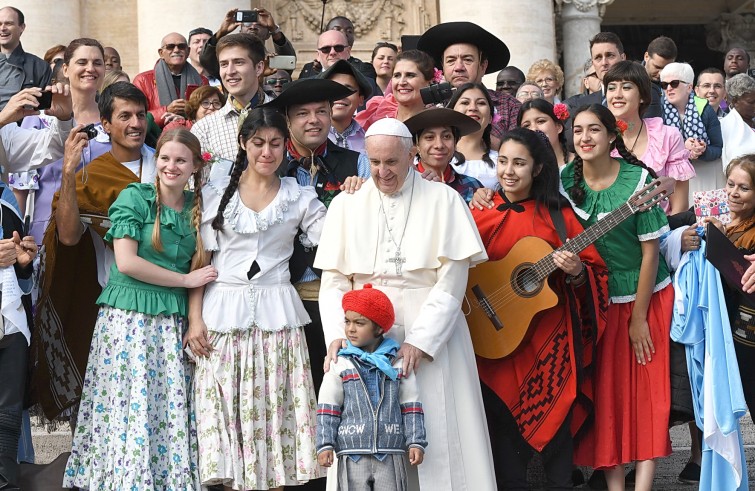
[468,185,666,313]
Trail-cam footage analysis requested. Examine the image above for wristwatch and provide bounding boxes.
[271,25,282,35]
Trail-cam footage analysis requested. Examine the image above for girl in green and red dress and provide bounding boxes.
[471,127,608,489]
[561,104,673,491]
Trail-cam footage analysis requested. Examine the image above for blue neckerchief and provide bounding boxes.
[339,338,400,380]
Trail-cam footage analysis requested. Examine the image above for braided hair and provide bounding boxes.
[447,82,495,168]
[569,104,657,206]
[151,128,208,270]
[212,107,288,230]
[516,98,568,165]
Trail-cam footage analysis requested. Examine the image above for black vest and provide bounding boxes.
[286,140,362,283]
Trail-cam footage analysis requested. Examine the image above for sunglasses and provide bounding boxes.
[660,80,686,90]
[586,72,598,79]
[162,43,188,51]
[265,78,290,86]
[317,44,347,54]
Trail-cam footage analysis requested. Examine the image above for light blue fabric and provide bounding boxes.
[339,338,400,381]
[672,242,749,490]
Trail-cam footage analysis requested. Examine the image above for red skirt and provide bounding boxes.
[574,284,673,469]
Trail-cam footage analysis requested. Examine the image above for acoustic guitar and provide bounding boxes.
[466,177,675,360]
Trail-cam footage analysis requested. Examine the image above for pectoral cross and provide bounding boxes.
[386,248,406,276]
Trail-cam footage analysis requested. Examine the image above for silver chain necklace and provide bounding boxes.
[378,171,415,276]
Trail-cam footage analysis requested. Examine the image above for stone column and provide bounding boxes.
[136,0,242,73]
[557,0,615,98]
[438,0,557,90]
[16,0,81,61]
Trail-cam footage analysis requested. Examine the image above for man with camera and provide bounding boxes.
[0,6,51,112]
[133,32,208,128]
[199,8,295,84]
[33,82,157,428]
[417,22,519,149]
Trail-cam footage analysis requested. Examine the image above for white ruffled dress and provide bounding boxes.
[194,176,326,489]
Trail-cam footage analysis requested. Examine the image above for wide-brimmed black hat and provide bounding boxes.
[404,108,480,138]
[417,21,510,74]
[318,60,373,99]
[262,78,355,109]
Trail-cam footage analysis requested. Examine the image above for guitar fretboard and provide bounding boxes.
[531,202,635,281]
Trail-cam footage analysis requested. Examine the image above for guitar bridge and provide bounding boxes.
[471,285,504,331]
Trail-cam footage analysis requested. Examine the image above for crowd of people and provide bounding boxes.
[0,3,755,490]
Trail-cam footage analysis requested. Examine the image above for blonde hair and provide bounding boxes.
[100,69,130,93]
[527,59,565,91]
[152,129,207,271]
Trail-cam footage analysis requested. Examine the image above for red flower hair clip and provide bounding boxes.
[553,103,569,121]
[615,119,629,135]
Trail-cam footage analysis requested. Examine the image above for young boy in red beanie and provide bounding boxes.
[316,284,427,490]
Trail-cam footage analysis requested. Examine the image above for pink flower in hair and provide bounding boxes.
[432,68,444,84]
[553,103,570,121]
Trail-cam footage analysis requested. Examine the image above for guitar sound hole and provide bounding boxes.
[512,264,542,298]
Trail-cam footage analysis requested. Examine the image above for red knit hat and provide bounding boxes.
[342,284,395,333]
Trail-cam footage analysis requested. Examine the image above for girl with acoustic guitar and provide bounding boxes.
[471,127,608,489]
[561,104,674,491]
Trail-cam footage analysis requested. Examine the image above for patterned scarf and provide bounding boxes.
[663,91,709,144]
[338,338,400,380]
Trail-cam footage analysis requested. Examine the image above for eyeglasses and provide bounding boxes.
[200,99,223,109]
[265,78,290,87]
[660,79,686,90]
[317,44,347,54]
[516,91,543,100]
[162,43,188,51]
[697,83,724,90]
[535,76,555,85]
[586,72,598,79]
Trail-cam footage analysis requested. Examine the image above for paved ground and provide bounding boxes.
[33,415,755,489]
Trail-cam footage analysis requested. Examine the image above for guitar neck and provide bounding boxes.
[533,203,634,280]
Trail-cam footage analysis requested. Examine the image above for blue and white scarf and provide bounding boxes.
[663,91,709,144]
[338,338,400,380]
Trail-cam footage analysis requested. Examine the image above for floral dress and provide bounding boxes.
[63,183,200,491]
[194,176,326,489]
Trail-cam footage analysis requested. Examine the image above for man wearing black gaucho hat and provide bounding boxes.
[417,21,521,149]
[262,78,370,408]
[403,107,483,203]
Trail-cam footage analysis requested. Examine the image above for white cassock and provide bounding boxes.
[315,169,497,490]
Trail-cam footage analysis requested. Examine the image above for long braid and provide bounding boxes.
[613,134,658,178]
[569,155,586,205]
[190,171,206,270]
[151,175,164,252]
[481,125,494,168]
[211,147,246,230]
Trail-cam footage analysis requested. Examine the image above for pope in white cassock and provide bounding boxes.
[314,118,497,490]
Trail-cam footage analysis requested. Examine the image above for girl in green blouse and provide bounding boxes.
[64,129,218,490]
[560,105,673,491]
